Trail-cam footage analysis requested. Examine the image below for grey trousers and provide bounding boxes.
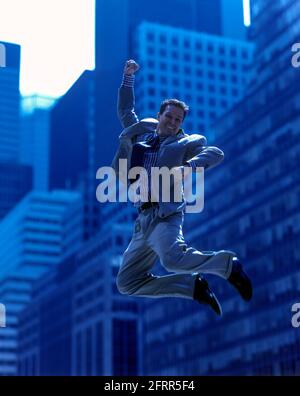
[117,206,235,300]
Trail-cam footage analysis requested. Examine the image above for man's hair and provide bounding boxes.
[159,99,189,119]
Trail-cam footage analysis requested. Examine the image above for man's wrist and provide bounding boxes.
[121,74,135,87]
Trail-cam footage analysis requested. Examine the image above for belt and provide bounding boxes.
[138,202,158,212]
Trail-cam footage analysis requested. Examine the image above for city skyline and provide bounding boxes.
[0,0,250,98]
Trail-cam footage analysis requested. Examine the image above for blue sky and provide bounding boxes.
[0,0,250,99]
[0,0,95,98]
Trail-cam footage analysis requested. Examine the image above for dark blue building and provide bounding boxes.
[0,162,32,220]
[18,222,140,376]
[94,0,246,169]
[0,41,21,162]
[49,70,98,240]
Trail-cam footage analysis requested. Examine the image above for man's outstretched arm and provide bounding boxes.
[118,60,140,129]
[184,136,224,171]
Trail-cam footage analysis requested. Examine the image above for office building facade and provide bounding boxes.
[142,0,300,375]
[0,190,83,375]
[0,41,21,162]
[133,22,254,137]
[18,222,140,375]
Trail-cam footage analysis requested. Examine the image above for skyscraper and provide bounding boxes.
[0,190,83,375]
[0,41,21,162]
[20,95,56,191]
[133,22,253,138]
[49,70,98,240]
[18,221,140,376]
[94,0,247,169]
[0,162,32,220]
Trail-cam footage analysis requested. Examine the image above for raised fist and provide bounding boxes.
[124,59,140,75]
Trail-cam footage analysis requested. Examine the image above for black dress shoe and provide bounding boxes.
[228,257,252,301]
[193,276,222,316]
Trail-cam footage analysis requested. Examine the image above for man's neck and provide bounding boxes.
[156,128,172,137]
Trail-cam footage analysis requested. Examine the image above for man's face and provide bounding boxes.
[157,105,184,136]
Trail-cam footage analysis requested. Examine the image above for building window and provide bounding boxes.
[242,50,249,59]
[184,53,191,62]
[230,48,237,57]
[172,78,179,86]
[208,84,215,93]
[171,51,178,60]
[76,332,82,375]
[96,322,103,375]
[148,101,156,110]
[196,69,203,77]
[116,236,123,246]
[184,39,190,48]
[220,86,227,95]
[147,47,155,55]
[185,80,191,89]
[195,55,202,64]
[159,35,166,43]
[196,42,202,50]
[113,319,137,375]
[172,37,178,46]
[207,43,214,52]
[160,62,167,71]
[147,32,154,41]
[219,73,226,81]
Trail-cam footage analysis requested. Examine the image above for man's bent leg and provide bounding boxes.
[148,212,235,279]
[117,235,196,298]
[117,213,197,299]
